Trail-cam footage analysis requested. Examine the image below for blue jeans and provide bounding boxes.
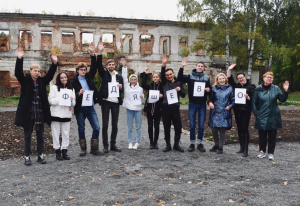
[189,102,206,143]
[126,109,142,143]
[76,106,100,140]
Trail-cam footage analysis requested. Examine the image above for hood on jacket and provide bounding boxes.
[129,74,140,87]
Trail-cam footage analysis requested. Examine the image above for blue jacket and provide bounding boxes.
[208,84,235,129]
[177,68,211,104]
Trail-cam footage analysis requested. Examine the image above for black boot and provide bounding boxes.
[90,139,104,156]
[209,145,219,152]
[163,145,172,152]
[243,133,249,157]
[173,142,184,152]
[103,145,109,153]
[149,143,155,149]
[217,147,223,154]
[237,132,244,153]
[110,144,121,152]
[62,149,71,160]
[188,144,195,152]
[55,149,63,160]
[79,139,87,157]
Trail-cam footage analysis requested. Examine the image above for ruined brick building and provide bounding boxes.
[0,13,259,96]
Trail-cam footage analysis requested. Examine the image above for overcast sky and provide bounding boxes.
[1,0,181,21]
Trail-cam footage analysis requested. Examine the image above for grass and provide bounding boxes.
[0,96,19,107]
[278,91,300,106]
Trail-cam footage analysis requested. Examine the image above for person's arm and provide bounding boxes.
[48,85,60,105]
[89,42,97,78]
[161,54,168,84]
[177,57,189,83]
[71,89,76,107]
[177,82,186,98]
[42,52,58,84]
[121,60,129,92]
[227,87,235,110]
[252,90,258,117]
[277,81,289,102]
[96,41,105,78]
[227,64,236,78]
[141,68,150,90]
[208,88,215,109]
[15,47,25,85]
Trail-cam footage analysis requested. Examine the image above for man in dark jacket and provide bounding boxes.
[15,47,57,166]
[161,54,186,152]
[72,42,103,157]
[177,60,211,153]
[95,42,124,153]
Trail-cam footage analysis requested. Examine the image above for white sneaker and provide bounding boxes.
[128,143,133,149]
[133,143,139,150]
[257,150,266,158]
[268,154,274,161]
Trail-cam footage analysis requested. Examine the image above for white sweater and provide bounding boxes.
[122,67,144,111]
[48,85,76,118]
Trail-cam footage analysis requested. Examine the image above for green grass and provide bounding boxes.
[0,96,19,107]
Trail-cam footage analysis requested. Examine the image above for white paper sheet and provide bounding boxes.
[129,91,141,106]
[108,82,119,98]
[235,88,246,104]
[166,89,178,105]
[59,88,72,106]
[193,82,205,97]
[148,90,160,103]
[82,90,94,106]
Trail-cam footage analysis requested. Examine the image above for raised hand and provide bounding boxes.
[145,67,150,74]
[17,47,24,59]
[283,81,289,92]
[88,42,95,55]
[98,41,104,54]
[162,54,168,66]
[181,57,188,67]
[209,102,214,110]
[228,64,236,70]
[51,52,58,64]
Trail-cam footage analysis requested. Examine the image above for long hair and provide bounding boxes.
[55,72,73,91]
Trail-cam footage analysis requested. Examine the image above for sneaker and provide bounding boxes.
[24,155,32,166]
[257,150,266,159]
[128,143,133,149]
[37,154,46,164]
[216,147,223,154]
[268,154,274,161]
[133,143,139,150]
[188,144,195,152]
[209,145,219,152]
[197,144,206,152]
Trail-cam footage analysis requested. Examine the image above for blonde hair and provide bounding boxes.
[76,62,88,72]
[152,72,160,79]
[214,73,228,86]
[262,71,274,78]
[30,64,41,70]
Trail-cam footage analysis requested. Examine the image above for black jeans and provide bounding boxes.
[161,105,182,146]
[101,101,120,147]
[147,112,161,145]
[234,109,251,150]
[24,119,44,156]
[259,130,277,154]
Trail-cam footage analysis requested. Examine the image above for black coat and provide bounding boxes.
[14,57,57,128]
[96,55,123,105]
[141,73,163,115]
[228,75,256,111]
[72,55,99,115]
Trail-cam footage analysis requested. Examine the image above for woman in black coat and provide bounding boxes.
[141,67,163,149]
[227,64,256,157]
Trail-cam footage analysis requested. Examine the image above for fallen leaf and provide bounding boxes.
[198,181,204,185]
[68,196,74,199]
[242,190,248,194]
[173,194,177,197]
[283,181,288,185]
[173,203,177,206]
[156,199,166,205]
[229,199,235,203]
[22,175,25,179]
[204,171,210,174]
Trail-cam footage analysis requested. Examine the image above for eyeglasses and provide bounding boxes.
[265,76,273,79]
[237,77,245,80]
[79,69,87,72]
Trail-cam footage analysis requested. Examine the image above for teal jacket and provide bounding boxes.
[252,84,288,130]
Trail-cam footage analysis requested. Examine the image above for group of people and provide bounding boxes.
[14,42,289,166]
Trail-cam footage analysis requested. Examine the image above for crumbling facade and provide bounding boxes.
[0,13,259,96]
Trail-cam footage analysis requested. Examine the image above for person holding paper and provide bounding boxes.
[14,47,57,166]
[208,73,235,154]
[142,67,163,149]
[95,42,124,153]
[121,60,144,150]
[161,55,186,152]
[72,43,103,157]
[252,72,289,161]
[177,60,211,153]
[48,72,76,161]
[227,64,256,157]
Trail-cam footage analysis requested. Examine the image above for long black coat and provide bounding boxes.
[14,57,57,128]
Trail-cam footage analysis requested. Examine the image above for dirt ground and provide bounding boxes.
[1,108,300,161]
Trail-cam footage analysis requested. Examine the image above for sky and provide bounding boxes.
[1,0,181,21]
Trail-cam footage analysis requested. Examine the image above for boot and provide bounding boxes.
[103,145,109,153]
[188,144,195,152]
[55,149,63,160]
[90,139,104,156]
[110,144,121,152]
[243,133,249,157]
[79,139,87,157]
[173,142,184,152]
[209,145,219,152]
[217,147,223,154]
[163,145,172,152]
[237,132,244,153]
[62,149,71,160]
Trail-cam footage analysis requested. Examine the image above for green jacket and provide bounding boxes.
[252,84,288,130]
